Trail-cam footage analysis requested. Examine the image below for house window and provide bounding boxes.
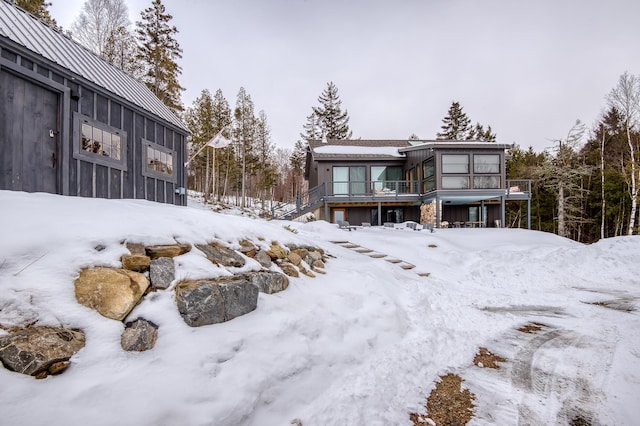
[473,176,501,189]
[422,158,434,178]
[73,113,127,170]
[333,166,365,195]
[474,154,500,173]
[81,122,121,160]
[442,154,469,173]
[371,166,402,192]
[142,140,176,182]
[442,176,469,189]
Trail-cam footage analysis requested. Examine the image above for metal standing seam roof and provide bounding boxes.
[0,0,189,133]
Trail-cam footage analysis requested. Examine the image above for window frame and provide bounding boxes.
[441,154,469,174]
[73,112,127,170]
[473,154,501,174]
[142,139,177,183]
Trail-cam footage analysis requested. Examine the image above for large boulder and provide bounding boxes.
[120,318,158,352]
[150,257,175,289]
[145,243,191,260]
[242,271,289,294]
[74,267,149,321]
[175,276,258,327]
[0,327,85,378]
[196,243,246,268]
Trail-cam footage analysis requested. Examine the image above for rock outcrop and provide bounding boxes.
[242,271,289,294]
[0,326,85,378]
[175,276,259,327]
[74,267,149,321]
[196,242,246,267]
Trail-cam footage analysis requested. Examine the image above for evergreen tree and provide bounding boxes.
[311,82,352,140]
[13,0,59,28]
[300,111,322,142]
[289,140,308,197]
[233,87,257,207]
[103,26,142,77]
[408,133,420,141]
[437,101,471,140]
[136,0,184,113]
[72,0,129,57]
[254,110,277,208]
[437,101,497,141]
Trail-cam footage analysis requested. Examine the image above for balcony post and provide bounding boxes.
[500,196,506,228]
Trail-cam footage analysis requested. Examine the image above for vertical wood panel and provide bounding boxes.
[110,168,121,199]
[122,108,133,198]
[146,177,155,201]
[80,88,93,117]
[96,94,108,124]
[0,70,17,189]
[110,102,121,129]
[134,114,145,198]
[146,118,155,143]
[95,164,108,198]
[78,160,93,197]
[156,179,165,203]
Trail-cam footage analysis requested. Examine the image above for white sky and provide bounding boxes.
[48,0,640,152]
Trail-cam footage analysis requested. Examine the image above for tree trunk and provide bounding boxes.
[558,185,566,237]
[627,126,637,235]
[600,131,606,240]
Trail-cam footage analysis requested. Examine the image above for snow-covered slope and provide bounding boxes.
[0,191,638,425]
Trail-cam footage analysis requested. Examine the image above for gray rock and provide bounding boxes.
[121,318,158,352]
[242,271,289,294]
[150,257,175,289]
[0,327,85,378]
[175,276,258,327]
[254,250,272,268]
[196,243,246,268]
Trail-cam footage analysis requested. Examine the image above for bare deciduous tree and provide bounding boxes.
[72,0,129,57]
[608,71,640,235]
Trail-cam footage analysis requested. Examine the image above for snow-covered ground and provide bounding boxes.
[0,190,638,426]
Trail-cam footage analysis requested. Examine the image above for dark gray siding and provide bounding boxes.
[0,38,188,205]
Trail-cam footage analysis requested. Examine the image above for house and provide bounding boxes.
[301,139,531,228]
[0,1,190,205]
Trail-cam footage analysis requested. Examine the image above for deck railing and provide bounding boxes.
[327,180,420,198]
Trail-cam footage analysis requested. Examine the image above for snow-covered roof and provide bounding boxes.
[313,145,405,157]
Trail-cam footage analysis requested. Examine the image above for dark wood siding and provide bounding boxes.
[1,42,188,205]
[0,69,58,193]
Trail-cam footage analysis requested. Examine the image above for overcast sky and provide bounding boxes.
[49,0,640,153]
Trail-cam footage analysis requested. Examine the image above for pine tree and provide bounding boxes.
[103,26,142,77]
[233,87,257,207]
[312,82,352,140]
[136,0,184,113]
[255,110,277,208]
[437,101,471,140]
[13,0,59,28]
[300,111,322,142]
[72,0,129,57]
